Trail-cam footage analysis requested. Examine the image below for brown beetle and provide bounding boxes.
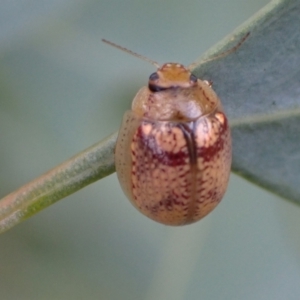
[103,34,248,225]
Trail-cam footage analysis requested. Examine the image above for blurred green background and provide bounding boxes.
[1,0,300,299]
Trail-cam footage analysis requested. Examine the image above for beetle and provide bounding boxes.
[103,33,249,225]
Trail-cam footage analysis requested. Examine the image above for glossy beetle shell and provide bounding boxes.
[115,63,231,226]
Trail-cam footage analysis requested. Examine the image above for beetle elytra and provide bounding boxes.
[103,34,249,225]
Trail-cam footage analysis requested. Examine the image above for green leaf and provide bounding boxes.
[0,133,117,233]
[0,0,299,233]
[193,0,300,204]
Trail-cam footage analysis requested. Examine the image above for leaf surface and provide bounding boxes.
[193,0,300,203]
[0,0,299,233]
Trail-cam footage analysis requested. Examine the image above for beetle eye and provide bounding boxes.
[190,74,198,83]
[149,72,159,81]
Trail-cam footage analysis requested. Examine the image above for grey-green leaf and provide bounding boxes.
[193,0,300,204]
[0,0,299,233]
[0,133,117,233]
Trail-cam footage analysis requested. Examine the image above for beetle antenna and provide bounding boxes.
[102,39,160,68]
[188,32,250,70]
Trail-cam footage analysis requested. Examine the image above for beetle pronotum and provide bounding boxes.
[103,33,249,225]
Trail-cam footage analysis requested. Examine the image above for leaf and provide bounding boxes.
[0,133,117,233]
[0,0,299,233]
[193,0,300,204]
